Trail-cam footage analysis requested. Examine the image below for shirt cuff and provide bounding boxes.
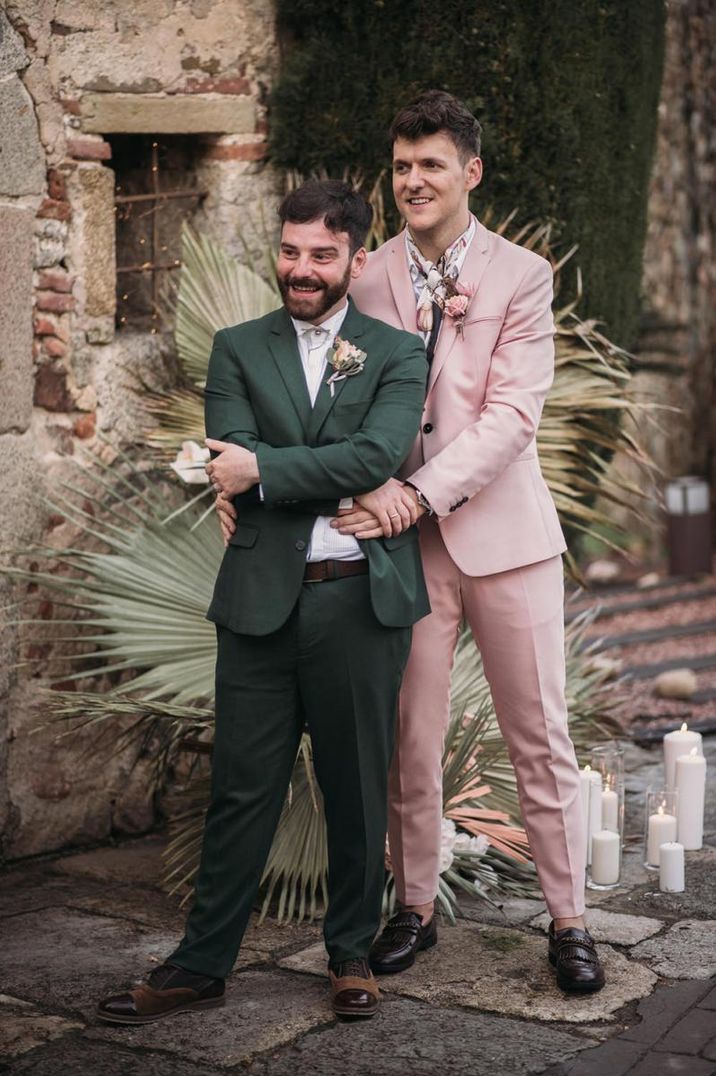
[338,497,353,510]
[258,484,265,502]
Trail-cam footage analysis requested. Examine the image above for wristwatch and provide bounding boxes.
[406,482,434,516]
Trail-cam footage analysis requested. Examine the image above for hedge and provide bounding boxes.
[269,0,665,347]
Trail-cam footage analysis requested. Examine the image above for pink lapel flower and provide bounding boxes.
[443,281,475,337]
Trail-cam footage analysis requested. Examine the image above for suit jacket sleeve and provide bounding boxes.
[256,336,427,504]
[407,258,554,519]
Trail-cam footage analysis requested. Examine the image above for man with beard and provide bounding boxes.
[97,180,429,1024]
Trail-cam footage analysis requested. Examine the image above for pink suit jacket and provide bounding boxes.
[349,216,567,577]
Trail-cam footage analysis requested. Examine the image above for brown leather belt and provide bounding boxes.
[303,559,369,583]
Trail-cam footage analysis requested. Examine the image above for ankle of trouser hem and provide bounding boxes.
[165,949,228,981]
[547,905,586,920]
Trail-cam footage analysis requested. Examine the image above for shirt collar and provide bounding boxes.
[290,301,349,340]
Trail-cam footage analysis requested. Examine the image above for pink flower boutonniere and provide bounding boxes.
[443,281,475,337]
[325,336,367,397]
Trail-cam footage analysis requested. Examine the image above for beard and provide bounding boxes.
[277,263,352,321]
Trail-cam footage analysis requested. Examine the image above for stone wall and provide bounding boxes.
[0,0,279,861]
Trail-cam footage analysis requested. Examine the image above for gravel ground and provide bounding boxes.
[583,593,716,641]
[567,579,716,616]
[614,633,716,670]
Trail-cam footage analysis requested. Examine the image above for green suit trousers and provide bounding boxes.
[169,573,411,978]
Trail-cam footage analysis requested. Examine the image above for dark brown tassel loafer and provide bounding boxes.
[369,911,438,974]
[97,963,225,1025]
[329,958,380,1018]
[548,921,605,993]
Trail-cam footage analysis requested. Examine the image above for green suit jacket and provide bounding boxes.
[205,300,431,635]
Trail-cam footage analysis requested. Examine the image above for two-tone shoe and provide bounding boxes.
[369,911,437,974]
[548,921,605,993]
[97,963,225,1025]
[328,958,380,1018]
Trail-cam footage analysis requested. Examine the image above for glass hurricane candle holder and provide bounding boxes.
[590,741,625,839]
[586,741,625,890]
[644,788,678,871]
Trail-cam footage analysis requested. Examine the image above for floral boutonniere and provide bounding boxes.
[325,336,367,397]
[442,281,476,338]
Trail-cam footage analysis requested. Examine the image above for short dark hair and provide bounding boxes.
[389,90,482,162]
[278,180,372,255]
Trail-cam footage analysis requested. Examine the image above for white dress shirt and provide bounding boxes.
[288,302,364,563]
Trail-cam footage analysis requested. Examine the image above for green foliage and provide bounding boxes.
[270,0,665,346]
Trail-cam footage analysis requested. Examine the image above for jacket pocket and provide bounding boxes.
[228,523,259,549]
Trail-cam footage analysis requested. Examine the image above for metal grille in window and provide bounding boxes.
[113,135,206,332]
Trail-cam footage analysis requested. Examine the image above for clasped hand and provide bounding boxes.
[205,438,260,498]
[330,477,424,539]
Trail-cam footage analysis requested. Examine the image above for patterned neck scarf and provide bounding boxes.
[405,219,475,332]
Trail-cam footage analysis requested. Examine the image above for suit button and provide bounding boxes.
[295,540,307,551]
[423,422,433,434]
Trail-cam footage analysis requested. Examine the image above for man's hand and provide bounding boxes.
[331,478,424,538]
[205,438,260,498]
[215,492,237,548]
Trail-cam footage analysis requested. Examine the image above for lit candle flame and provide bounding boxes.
[584,764,591,773]
[658,804,664,816]
[680,722,688,732]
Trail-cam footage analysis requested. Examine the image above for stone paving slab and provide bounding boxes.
[619,977,714,1045]
[601,846,716,922]
[461,896,547,926]
[530,908,664,946]
[279,921,658,1024]
[1,906,189,1016]
[249,993,594,1076]
[8,1035,222,1076]
[631,920,716,980]
[88,969,334,1069]
[50,837,166,886]
[0,995,82,1060]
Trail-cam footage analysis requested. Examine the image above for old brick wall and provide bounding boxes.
[0,0,279,860]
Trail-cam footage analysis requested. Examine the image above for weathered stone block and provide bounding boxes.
[281,922,659,1024]
[632,919,716,979]
[0,76,44,195]
[67,164,116,318]
[0,205,34,434]
[80,92,255,134]
[0,9,28,77]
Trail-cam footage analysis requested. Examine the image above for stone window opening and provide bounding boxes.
[111,134,207,333]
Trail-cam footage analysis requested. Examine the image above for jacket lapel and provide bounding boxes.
[267,308,313,430]
[385,232,418,333]
[427,216,492,395]
[307,300,367,441]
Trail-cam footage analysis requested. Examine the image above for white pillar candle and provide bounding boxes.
[587,770,602,865]
[646,802,678,866]
[675,747,706,850]
[591,830,620,885]
[601,786,619,832]
[663,722,703,792]
[659,841,685,893]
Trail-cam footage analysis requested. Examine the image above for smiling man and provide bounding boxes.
[346,90,604,994]
[97,181,429,1024]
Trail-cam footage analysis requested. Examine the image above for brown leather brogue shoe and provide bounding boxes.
[97,963,225,1025]
[328,958,380,1018]
[369,911,437,974]
[548,921,605,993]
